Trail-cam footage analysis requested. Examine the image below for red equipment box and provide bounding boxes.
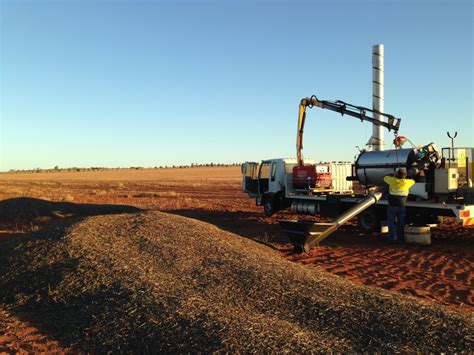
[293,165,317,189]
[292,165,332,189]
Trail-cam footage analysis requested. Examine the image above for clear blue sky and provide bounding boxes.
[0,0,472,171]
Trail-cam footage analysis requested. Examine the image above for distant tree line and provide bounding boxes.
[6,163,241,174]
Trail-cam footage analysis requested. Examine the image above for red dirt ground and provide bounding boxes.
[0,308,72,354]
[0,167,473,351]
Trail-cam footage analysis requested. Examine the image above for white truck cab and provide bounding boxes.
[242,158,308,195]
[242,158,315,216]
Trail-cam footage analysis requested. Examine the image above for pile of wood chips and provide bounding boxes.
[0,211,472,352]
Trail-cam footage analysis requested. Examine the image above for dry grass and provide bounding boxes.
[0,211,472,353]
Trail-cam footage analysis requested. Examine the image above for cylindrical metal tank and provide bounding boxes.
[356,148,416,186]
[291,201,318,215]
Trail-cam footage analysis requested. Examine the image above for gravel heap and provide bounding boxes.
[0,211,472,352]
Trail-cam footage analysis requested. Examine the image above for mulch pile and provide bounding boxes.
[0,211,472,352]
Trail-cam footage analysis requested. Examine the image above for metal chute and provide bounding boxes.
[279,192,382,252]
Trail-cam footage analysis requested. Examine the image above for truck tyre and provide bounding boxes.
[263,193,282,217]
[357,208,381,233]
[263,200,274,217]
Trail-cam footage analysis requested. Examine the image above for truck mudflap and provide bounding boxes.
[457,205,474,226]
[460,207,474,225]
[463,218,474,226]
[279,192,382,252]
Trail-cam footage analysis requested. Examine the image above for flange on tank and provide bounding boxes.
[355,143,441,187]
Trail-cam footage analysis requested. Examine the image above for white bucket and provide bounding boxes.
[404,226,431,245]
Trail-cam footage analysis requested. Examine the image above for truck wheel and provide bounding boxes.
[263,193,282,217]
[357,209,381,233]
[263,200,274,217]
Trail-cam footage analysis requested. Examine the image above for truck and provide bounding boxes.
[241,95,474,252]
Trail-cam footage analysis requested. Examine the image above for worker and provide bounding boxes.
[383,168,415,243]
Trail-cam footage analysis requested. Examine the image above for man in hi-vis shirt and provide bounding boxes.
[383,169,415,243]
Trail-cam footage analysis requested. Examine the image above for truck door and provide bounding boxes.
[258,161,271,194]
[269,161,280,193]
[242,162,259,197]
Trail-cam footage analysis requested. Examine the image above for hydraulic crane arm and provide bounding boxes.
[296,95,401,166]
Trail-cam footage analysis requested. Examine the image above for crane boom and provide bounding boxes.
[296,95,401,166]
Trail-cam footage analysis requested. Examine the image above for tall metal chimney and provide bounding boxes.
[368,44,384,151]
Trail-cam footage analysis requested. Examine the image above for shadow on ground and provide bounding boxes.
[163,208,290,244]
[0,197,142,224]
[163,208,386,248]
[0,198,145,352]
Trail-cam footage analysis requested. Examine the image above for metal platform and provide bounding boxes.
[279,191,382,253]
[278,220,336,253]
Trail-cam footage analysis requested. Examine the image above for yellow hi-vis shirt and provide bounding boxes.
[383,176,415,196]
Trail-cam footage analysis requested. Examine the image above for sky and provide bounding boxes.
[0,0,472,171]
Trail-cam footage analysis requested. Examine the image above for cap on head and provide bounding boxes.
[396,168,407,179]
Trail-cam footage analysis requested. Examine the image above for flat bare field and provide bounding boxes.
[0,166,473,352]
[0,166,241,182]
[0,167,242,209]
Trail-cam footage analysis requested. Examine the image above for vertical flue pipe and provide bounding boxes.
[370,44,384,151]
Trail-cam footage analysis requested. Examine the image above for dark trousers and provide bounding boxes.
[387,204,406,241]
